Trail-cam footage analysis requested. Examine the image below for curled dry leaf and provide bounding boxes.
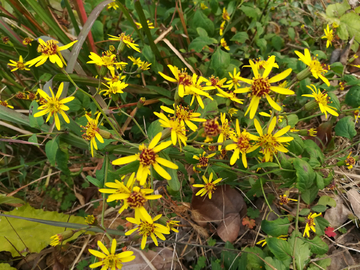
[191,185,247,243]
[346,188,360,220]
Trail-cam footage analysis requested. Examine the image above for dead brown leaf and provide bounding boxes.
[191,185,247,242]
[324,195,352,228]
[347,189,360,220]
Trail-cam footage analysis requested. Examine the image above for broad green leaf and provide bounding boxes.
[29,100,45,128]
[0,195,24,205]
[337,23,349,40]
[56,141,70,175]
[240,6,260,19]
[222,242,239,269]
[326,1,350,17]
[279,114,298,128]
[196,27,208,37]
[288,27,295,41]
[231,32,249,43]
[302,140,324,164]
[28,134,38,146]
[318,195,337,207]
[328,91,341,112]
[335,116,356,139]
[345,86,360,108]
[272,36,284,50]
[311,204,327,213]
[287,134,304,156]
[264,257,288,270]
[307,256,331,270]
[330,62,344,75]
[45,137,59,166]
[147,120,163,140]
[210,49,230,77]
[198,98,218,117]
[299,208,310,216]
[0,264,16,270]
[340,13,360,44]
[0,204,87,256]
[237,246,265,269]
[147,85,171,98]
[294,158,315,192]
[266,238,291,261]
[288,232,311,270]
[315,173,325,190]
[255,38,267,53]
[189,36,217,53]
[191,10,214,36]
[314,216,329,235]
[261,218,290,237]
[301,184,319,205]
[306,236,329,255]
[91,20,104,42]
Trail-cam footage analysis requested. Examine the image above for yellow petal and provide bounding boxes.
[112,155,138,165]
[268,68,292,84]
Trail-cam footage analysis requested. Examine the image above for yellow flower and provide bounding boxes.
[222,8,230,21]
[159,65,193,97]
[88,239,135,269]
[228,108,238,117]
[225,119,259,168]
[160,104,206,131]
[8,55,30,72]
[220,21,226,36]
[100,80,128,97]
[0,100,14,109]
[243,57,279,70]
[26,38,77,68]
[87,52,127,77]
[112,132,178,183]
[322,25,334,48]
[166,219,180,233]
[99,174,136,199]
[139,61,151,71]
[154,112,187,150]
[107,1,119,10]
[128,56,143,66]
[295,49,330,86]
[203,118,220,138]
[308,128,317,137]
[50,230,74,246]
[201,3,208,9]
[34,83,75,130]
[220,38,230,51]
[104,182,161,223]
[216,89,244,104]
[108,33,140,52]
[81,113,104,157]
[303,212,321,238]
[339,81,345,91]
[207,75,227,90]
[135,20,154,29]
[253,117,294,162]
[354,108,360,124]
[332,22,339,28]
[193,151,216,168]
[22,37,33,45]
[217,112,234,150]
[226,68,242,90]
[84,215,96,225]
[125,215,170,249]
[302,84,338,118]
[234,56,293,119]
[193,172,222,199]
[345,152,356,169]
[259,111,284,123]
[279,194,297,205]
[187,74,214,109]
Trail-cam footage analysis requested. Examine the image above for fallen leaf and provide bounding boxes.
[242,216,256,229]
[325,226,336,238]
[346,189,360,220]
[217,213,241,243]
[324,195,352,228]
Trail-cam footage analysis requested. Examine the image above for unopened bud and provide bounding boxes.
[99,129,112,139]
[137,97,146,109]
[304,99,318,111]
[50,230,75,246]
[296,67,311,81]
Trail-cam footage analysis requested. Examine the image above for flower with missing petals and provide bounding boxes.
[8,55,30,72]
[303,212,321,238]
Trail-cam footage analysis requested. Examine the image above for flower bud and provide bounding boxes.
[50,230,75,246]
[296,67,311,81]
[99,129,112,139]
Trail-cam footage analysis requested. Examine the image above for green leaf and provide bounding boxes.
[0,204,87,256]
[237,246,265,269]
[271,36,284,50]
[328,91,340,112]
[255,38,267,53]
[210,49,230,77]
[147,120,163,140]
[326,1,350,17]
[340,13,360,44]
[345,86,360,108]
[147,85,171,98]
[266,238,291,261]
[315,173,324,190]
[91,20,104,42]
[231,32,249,43]
[279,114,298,128]
[264,257,288,270]
[294,158,315,192]
[28,134,38,146]
[221,242,239,269]
[287,133,304,156]
[240,6,260,19]
[86,176,101,187]
[288,233,311,270]
[288,27,295,41]
[45,137,59,166]
[314,216,329,236]
[29,100,45,128]
[196,27,209,37]
[194,256,206,270]
[330,62,344,75]
[337,22,349,40]
[307,256,331,270]
[189,36,217,53]
[247,208,260,219]
[335,116,356,139]
[191,10,214,36]
[0,194,24,205]
[249,162,279,171]
[198,98,218,117]
[302,140,324,164]
[301,184,319,205]
[318,195,337,207]
[0,264,16,270]
[299,208,310,216]
[261,218,290,237]
[311,204,327,213]
[159,153,180,191]
[56,141,70,175]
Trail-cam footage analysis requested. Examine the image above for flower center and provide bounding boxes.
[47,98,62,114]
[237,135,251,151]
[82,122,99,141]
[17,62,25,70]
[178,72,192,86]
[315,92,330,107]
[307,218,315,227]
[38,40,58,55]
[309,60,328,76]
[198,156,209,167]
[138,221,155,236]
[251,77,271,97]
[346,156,356,166]
[139,147,157,166]
[204,183,216,194]
[127,191,146,208]
[105,254,121,269]
[175,105,191,121]
[203,119,220,137]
